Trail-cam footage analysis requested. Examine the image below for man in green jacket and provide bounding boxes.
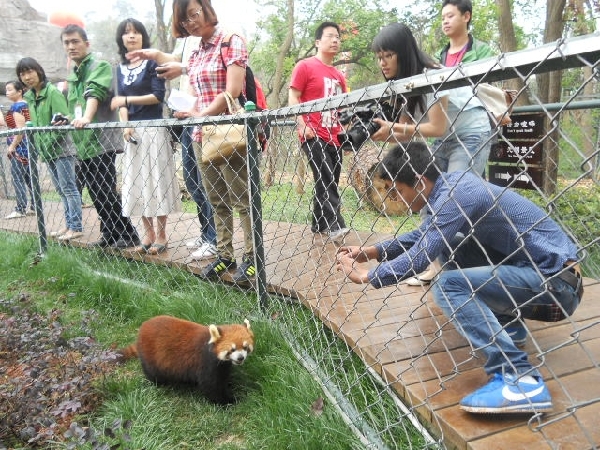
[438,0,494,66]
[60,24,139,248]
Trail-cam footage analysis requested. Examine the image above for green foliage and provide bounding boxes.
[252,0,400,101]
[518,181,600,275]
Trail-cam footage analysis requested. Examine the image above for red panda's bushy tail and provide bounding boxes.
[116,344,138,362]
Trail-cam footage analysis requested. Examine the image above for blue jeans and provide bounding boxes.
[431,237,580,378]
[181,127,216,245]
[47,156,83,232]
[432,131,492,177]
[10,157,33,213]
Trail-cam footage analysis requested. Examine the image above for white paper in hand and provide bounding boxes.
[167,89,197,112]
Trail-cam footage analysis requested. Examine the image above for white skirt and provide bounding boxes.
[121,126,181,217]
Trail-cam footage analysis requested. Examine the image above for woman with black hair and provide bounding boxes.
[111,18,181,255]
[17,58,83,240]
[370,23,491,178]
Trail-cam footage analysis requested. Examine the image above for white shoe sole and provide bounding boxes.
[57,231,84,241]
[402,276,431,286]
[190,248,218,260]
[328,228,350,241]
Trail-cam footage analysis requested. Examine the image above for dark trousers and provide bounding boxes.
[79,152,138,244]
[301,138,346,233]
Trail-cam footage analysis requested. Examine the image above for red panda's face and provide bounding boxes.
[209,320,255,365]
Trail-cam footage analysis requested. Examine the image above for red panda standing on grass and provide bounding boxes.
[118,315,254,404]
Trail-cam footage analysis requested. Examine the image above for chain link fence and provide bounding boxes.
[1,32,600,449]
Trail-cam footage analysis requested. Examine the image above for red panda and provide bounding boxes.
[117,315,254,404]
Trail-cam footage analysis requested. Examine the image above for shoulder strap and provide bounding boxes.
[219,33,235,70]
[219,33,249,105]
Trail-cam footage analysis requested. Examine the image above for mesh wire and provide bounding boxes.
[1,33,599,449]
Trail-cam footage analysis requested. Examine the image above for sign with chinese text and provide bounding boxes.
[489,140,543,165]
[488,112,546,190]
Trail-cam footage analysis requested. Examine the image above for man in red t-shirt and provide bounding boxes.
[289,21,349,242]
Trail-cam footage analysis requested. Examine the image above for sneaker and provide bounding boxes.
[401,261,441,286]
[199,257,237,279]
[57,230,84,241]
[231,257,257,283]
[49,228,69,237]
[460,373,552,414]
[506,323,528,348]
[186,236,205,249]
[5,211,26,219]
[87,238,111,248]
[190,242,218,261]
[27,209,36,216]
[328,227,350,242]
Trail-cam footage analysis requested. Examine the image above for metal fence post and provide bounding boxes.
[244,103,268,308]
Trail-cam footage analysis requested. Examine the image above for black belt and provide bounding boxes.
[555,266,584,298]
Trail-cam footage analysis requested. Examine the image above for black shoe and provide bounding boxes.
[112,237,140,249]
[87,238,111,248]
[199,257,237,279]
[231,256,257,283]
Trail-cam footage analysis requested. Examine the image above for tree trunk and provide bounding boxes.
[538,0,566,194]
[538,0,566,104]
[571,0,596,175]
[272,0,295,108]
[495,0,529,105]
[347,144,408,216]
[154,0,169,52]
[263,0,295,188]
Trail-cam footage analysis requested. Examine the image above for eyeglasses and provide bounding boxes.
[180,8,202,28]
[321,33,340,40]
[376,52,397,63]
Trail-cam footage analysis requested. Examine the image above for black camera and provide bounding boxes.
[337,101,396,151]
[51,113,69,124]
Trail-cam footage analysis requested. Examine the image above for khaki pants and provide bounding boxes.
[193,142,253,261]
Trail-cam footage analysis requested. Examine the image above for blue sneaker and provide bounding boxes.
[460,373,552,414]
[505,323,528,347]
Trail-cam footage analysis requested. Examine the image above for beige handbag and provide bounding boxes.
[475,83,518,126]
[201,91,247,165]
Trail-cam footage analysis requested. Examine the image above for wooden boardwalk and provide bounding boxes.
[2,199,599,450]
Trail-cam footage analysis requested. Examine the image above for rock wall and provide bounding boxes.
[0,0,68,95]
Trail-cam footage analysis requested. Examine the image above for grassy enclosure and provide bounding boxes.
[0,233,429,449]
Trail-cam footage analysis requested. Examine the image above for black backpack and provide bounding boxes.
[219,34,266,110]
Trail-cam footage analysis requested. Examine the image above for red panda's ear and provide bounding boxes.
[209,324,221,344]
[244,319,251,331]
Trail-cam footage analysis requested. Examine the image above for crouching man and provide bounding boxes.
[336,142,583,414]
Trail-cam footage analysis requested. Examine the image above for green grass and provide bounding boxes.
[0,233,426,450]
[261,181,420,236]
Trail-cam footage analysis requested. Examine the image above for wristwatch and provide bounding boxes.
[181,66,187,75]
